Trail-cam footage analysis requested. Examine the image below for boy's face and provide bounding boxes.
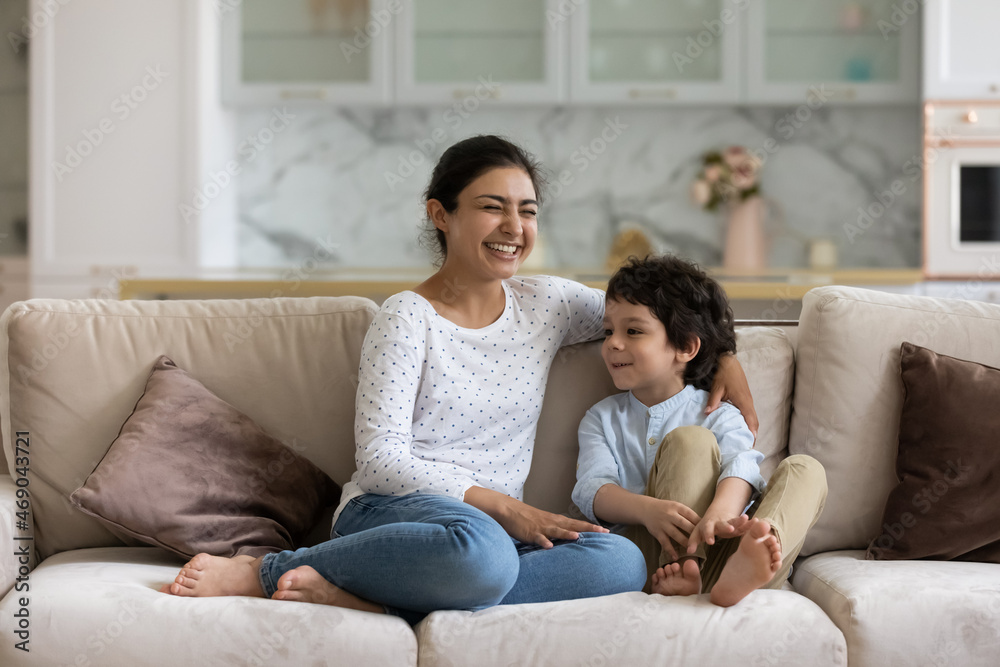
[602,298,697,406]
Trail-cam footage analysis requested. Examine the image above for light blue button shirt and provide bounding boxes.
[572,385,766,525]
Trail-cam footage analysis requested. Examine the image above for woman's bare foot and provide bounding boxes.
[273,566,384,614]
[159,554,265,598]
[709,519,782,607]
[650,558,702,596]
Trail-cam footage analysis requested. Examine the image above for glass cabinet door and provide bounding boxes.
[746,0,918,103]
[570,0,742,104]
[395,0,564,104]
[221,0,391,104]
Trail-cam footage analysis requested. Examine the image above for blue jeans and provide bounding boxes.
[258,493,645,624]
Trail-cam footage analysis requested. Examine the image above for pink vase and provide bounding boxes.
[722,196,767,272]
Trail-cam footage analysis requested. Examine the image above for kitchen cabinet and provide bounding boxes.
[395,0,564,103]
[221,0,392,104]
[746,0,919,103]
[220,0,919,106]
[30,0,236,294]
[569,0,743,104]
[923,0,1000,100]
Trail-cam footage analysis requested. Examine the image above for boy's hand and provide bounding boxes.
[642,499,701,561]
[686,513,751,554]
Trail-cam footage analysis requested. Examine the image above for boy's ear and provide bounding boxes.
[677,336,701,362]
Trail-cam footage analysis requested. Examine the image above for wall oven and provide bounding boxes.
[924,101,1000,278]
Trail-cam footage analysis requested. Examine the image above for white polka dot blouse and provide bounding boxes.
[333,276,605,524]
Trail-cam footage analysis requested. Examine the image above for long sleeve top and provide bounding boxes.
[572,385,765,526]
[333,276,605,525]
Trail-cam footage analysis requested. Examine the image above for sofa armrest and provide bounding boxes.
[0,473,34,599]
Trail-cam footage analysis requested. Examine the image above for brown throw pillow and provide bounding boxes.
[866,342,1000,562]
[70,356,340,559]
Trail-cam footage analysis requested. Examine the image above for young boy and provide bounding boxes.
[572,255,827,606]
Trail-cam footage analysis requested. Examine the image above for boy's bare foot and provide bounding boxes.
[650,558,702,596]
[709,518,781,607]
[159,554,265,598]
[273,566,384,614]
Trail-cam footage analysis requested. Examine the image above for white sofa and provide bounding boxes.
[1,286,998,666]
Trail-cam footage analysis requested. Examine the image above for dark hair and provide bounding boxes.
[421,135,547,266]
[606,255,736,391]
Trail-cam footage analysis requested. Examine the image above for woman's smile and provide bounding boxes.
[484,241,521,260]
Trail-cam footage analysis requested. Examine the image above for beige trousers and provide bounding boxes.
[626,425,827,593]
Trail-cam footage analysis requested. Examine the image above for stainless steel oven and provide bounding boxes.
[924,101,1000,278]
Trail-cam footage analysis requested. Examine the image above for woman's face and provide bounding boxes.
[430,167,539,281]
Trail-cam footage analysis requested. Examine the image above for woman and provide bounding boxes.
[163,136,758,624]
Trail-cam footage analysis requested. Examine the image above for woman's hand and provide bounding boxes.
[707,353,759,436]
[464,486,607,549]
[640,498,701,561]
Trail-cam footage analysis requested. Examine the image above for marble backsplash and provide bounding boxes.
[237,104,922,271]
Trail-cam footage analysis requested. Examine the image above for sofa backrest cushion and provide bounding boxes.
[0,297,378,560]
[790,286,1000,557]
[525,327,795,514]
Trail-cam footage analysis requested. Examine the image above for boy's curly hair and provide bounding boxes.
[606,255,736,391]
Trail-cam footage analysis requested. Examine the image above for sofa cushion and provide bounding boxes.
[793,550,1000,667]
[0,297,378,560]
[526,326,794,513]
[868,343,1000,562]
[70,355,340,559]
[416,590,846,667]
[0,546,417,666]
[789,287,1000,556]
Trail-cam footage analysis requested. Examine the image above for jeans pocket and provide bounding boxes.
[332,496,378,537]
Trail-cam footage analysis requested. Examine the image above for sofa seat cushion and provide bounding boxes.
[793,550,1000,667]
[0,547,417,667]
[416,590,846,667]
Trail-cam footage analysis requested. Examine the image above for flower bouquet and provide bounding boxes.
[691,146,767,271]
[691,146,761,212]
